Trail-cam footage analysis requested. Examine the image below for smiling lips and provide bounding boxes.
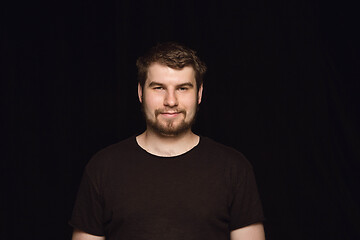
[156,110,185,118]
[155,109,186,118]
[160,112,180,117]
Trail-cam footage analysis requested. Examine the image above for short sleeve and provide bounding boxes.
[229,162,265,230]
[69,169,105,236]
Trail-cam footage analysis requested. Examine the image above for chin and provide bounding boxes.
[150,122,192,137]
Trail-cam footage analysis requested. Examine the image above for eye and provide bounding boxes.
[153,86,164,90]
[178,87,188,91]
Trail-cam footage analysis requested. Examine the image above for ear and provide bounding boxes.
[197,84,203,104]
[138,83,143,103]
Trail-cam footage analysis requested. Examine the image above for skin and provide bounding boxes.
[136,63,203,156]
[73,63,265,240]
[72,229,105,240]
[230,223,265,240]
[73,224,265,240]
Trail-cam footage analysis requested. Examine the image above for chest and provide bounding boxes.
[102,160,232,233]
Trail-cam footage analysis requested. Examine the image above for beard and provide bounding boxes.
[142,105,199,137]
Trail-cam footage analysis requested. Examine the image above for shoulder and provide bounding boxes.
[85,136,138,174]
[198,137,257,189]
[199,136,252,169]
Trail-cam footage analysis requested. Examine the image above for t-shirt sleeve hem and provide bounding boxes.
[229,217,266,231]
[68,221,105,237]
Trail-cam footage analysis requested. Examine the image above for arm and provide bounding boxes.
[72,228,105,240]
[230,223,265,240]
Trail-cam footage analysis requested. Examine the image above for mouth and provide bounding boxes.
[160,112,181,117]
[155,109,186,118]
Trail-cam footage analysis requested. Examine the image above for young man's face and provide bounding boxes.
[138,63,203,136]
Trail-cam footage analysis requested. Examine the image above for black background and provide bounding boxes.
[2,0,360,239]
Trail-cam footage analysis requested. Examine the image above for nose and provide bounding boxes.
[164,90,178,107]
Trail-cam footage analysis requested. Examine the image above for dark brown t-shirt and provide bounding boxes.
[69,136,264,240]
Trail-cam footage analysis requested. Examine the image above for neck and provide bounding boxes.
[136,129,200,157]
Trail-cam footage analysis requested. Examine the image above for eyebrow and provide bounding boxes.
[148,81,194,88]
[148,81,164,87]
[178,82,194,88]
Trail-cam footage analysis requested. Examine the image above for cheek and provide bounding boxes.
[182,98,198,115]
[183,94,198,106]
[143,95,162,110]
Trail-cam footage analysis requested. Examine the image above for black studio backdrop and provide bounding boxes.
[2,0,359,239]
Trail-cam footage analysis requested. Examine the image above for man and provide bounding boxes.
[70,42,265,240]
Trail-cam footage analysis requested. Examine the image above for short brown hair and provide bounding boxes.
[136,42,207,90]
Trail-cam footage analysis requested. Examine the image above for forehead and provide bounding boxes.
[146,63,195,85]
